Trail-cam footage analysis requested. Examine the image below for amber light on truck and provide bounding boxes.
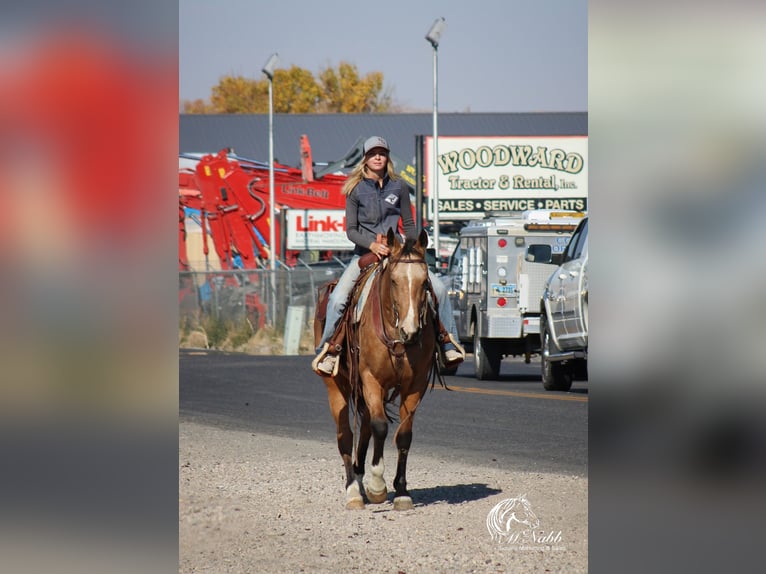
[524,223,578,232]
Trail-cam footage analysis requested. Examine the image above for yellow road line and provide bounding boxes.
[439,384,588,402]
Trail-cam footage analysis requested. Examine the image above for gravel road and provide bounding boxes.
[179,419,587,573]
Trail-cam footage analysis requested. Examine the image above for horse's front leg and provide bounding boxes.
[323,378,364,510]
[352,400,371,501]
[362,378,389,504]
[392,391,425,510]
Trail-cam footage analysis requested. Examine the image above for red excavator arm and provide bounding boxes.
[179,140,349,329]
[184,148,347,268]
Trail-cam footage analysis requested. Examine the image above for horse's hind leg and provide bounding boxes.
[324,379,364,510]
[392,391,425,510]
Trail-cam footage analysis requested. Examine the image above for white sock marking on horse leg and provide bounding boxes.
[368,459,386,494]
[346,480,362,502]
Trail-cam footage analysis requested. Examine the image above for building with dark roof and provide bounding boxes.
[180,112,587,168]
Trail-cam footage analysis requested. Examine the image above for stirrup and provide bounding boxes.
[312,342,340,377]
[440,333,466,366]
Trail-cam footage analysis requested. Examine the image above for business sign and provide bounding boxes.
[425,136,588,220]
[285,209,354,251]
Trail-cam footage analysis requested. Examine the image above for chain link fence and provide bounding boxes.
[179,259,348,353]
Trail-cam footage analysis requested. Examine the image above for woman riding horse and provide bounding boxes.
[312,135,465,377]
[315,227,445,509]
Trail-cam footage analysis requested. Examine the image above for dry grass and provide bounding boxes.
[179,319,317,356]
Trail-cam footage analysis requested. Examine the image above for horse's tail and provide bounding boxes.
[349,384,367,424]
[383,388,400,423]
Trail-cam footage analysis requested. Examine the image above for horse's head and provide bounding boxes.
[384,228,431,344]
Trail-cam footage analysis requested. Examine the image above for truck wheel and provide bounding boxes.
[473,326,501,380]
[541,318,572,391]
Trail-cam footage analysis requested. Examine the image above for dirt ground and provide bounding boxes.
[179,419,587,573]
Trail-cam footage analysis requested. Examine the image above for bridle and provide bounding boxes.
[375,252,432,356]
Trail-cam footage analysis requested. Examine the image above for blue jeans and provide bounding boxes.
[317,255,459,351]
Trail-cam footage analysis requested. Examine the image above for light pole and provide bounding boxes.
[262,53,279,272]
[262,52,279,323]
[426,17,446,262]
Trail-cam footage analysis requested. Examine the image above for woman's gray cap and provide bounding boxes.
[363,136,389,154]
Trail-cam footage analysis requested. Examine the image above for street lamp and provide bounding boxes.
[425,17,446,261]
[262,52,279,324]
[262,52,279,273]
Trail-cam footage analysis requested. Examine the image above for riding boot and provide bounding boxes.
[437,323,466,367]
[312,342,340,376]
[312,322,346,377]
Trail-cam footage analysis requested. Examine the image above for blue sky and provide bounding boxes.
[179,0,587,113]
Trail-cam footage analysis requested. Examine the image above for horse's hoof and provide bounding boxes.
[366,488,388,504]
[345,498,365,510]
[393,496,413,511]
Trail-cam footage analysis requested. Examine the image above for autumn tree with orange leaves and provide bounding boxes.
[182,62,393,114]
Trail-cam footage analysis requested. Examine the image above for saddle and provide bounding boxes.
[314,252,379,332]
[324,255,381,353]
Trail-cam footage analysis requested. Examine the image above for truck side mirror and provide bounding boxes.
[426,247,438,273]
[550,252,564,265]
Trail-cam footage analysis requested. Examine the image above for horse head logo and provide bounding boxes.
[486,494,541,543]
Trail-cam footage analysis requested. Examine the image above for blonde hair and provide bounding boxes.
[342,154,398,196]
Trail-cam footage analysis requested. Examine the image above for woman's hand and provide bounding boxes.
[370,241,390,259]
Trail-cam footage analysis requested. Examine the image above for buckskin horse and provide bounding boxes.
[313,228,443,510]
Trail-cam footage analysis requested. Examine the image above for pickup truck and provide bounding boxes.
[540,217,588,391]
[444,210,581,380]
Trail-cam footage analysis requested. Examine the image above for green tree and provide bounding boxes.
[181,63,393,114]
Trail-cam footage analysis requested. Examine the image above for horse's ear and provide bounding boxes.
[386,227,397,247]
[417,229,429,250]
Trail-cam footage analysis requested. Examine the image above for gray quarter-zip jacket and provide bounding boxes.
[345,176,417,255]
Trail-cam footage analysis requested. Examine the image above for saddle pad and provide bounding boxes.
[353,266,379,323]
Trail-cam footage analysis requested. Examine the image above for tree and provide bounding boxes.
[209,75,266,114]
[318,62,392,113]
[272,66,322,113]
[181,98,215,114]
[181,63,392,114]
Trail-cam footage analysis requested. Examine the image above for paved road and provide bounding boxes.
[179,350,587,476]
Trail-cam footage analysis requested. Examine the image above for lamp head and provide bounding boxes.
[425,17,446,48]
[262,53,279,79]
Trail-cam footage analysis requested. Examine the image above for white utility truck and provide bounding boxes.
[444,210,585,379]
